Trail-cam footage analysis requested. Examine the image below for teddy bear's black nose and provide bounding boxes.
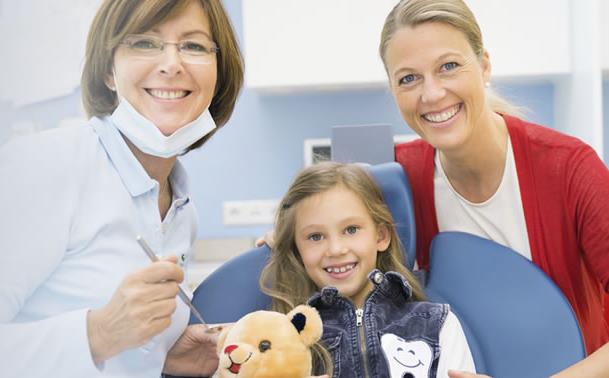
[258,340,272,352]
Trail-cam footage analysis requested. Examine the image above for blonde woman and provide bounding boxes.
[380,0,609,376]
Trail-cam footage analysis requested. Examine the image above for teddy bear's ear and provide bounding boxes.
[287,305,323,346]
[216,324,233,355]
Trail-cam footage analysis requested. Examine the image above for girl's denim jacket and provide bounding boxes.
[308,269,449,378]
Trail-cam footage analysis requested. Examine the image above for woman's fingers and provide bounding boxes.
[148,297,179,320]
[139,280,181,302]
[87,259,185,363]
[255,230,275,248]
[138,259,184,284]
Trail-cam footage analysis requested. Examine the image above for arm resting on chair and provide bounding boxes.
[448,342,609,378]
[551,342,609,378]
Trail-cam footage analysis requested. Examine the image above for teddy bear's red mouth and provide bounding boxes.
[226,352,251,375]
[228,362,241,374]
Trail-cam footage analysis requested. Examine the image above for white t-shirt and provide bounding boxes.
[434,137,531,260]
[438,311,477,376]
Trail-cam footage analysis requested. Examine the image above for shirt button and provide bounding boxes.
[373,271,383,284]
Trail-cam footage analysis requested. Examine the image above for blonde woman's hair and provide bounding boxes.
[379,0,521,117]
[81,0,244,151]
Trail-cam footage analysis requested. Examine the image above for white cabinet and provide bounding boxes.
[242,0,570,90]
[242,0,396,90]
[467,0,570,79]
[242,0,605,158]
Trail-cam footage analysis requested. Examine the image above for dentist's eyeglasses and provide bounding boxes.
[120,34,219,65]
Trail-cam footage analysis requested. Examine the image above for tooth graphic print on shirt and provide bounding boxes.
[381,333,433,378]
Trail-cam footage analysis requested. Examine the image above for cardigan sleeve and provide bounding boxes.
[567,144,609,293]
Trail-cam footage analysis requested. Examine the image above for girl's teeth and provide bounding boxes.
[326,264,355,273]
[423,104,460,123]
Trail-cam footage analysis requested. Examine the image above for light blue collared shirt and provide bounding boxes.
[0,116,198,377]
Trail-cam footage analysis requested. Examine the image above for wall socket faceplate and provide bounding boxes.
[223,199,279,225]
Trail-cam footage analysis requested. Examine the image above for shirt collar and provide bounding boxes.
[170,158,191,204]
[307,270,413,308]
[91,116,157,197]
[92,116,192,202]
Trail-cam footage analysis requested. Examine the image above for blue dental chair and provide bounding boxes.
[425,232,585,377]
[187,162,585,378]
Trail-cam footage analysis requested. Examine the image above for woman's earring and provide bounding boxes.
[105,80,116,92]
[484,81,491,88]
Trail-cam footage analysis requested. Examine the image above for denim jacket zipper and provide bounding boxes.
[355,308,370,378]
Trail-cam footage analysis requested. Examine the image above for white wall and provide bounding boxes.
[555,0,603,155]
[0,0,100,107]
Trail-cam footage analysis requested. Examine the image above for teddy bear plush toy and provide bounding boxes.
[216,305,323,378]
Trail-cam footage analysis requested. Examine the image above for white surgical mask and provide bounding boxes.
[110,95,216,158]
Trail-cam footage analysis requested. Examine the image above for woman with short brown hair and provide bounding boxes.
[0,1,243,376]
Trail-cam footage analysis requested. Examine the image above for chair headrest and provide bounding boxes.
[367,162,416,270]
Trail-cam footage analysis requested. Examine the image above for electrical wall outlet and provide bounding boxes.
[223,199,280,225]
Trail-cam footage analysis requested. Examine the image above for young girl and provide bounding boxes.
[260,162,476,378]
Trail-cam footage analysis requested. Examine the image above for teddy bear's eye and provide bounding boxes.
[258,340,272,352]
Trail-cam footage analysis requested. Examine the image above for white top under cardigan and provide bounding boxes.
[434,137,531,260]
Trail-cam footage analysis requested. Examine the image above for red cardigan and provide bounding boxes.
[395,114,609,354]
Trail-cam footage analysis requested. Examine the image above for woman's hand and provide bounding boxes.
[448,370,493,378]
[163,324,221,376]
[87,256,183,364]
[255,229,275,248]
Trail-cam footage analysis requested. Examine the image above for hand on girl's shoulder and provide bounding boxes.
[255,229,275,248]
